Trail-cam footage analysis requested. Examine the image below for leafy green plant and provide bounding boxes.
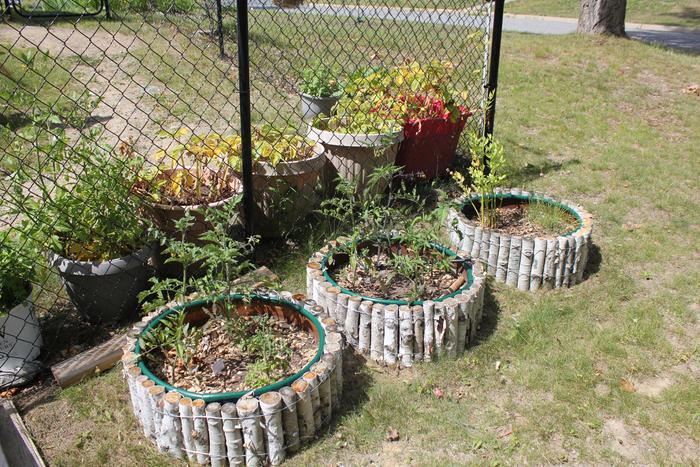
[319,164,453,303]
[299,64,341,98]
[0,232,35,315]
[4,129,147,261]
[452,133,508,229]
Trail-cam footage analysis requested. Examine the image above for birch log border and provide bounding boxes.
[306,240,486,365]
[446,188,594,291]
[121,295,344,466]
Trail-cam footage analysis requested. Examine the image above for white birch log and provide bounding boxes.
[344,296,362,347]
[192,399,210,465]
[563,236,576,287]
[433,302,447,358]
[236,398,265,467]
[149,385,166,451]
[291,379,315,443]
[530,237,547,291]
[467,293,478,343]
[543,238,557,289]
[370,303,385,362]
[259,392,285,466]
[335,293,350,331]
[325,286,340,320]
[221,402,245,467]
[325,341,343,399]
[160,391,183,458]
[139,378,155,439]
[291,293,306,306]
[303,371,321,429]
[487,232,500,275]
[179,398,196,463]
[479,229,491,268]
[470,226,482,260]
[278,387,300,454]
[311,305,324,317]
[126,366,142,420]
[456,295,469,355]
[572,234,585,285]
[412,305,424,362]
[460,221,475,254]
[447,209,461,248]
[555,236,568,288]
[423,301,435,362]
[398,305,413,367]
[316,281,331,311]
[494,187,503,195]
[577,232,591,283]
[321,352,339,410]
[306,262,321,297]
[495,234,511,283]
[517,238,534,291]
[303,299,316,313]
[280,291,293,302]
[383,304,399,365]
[443,298,459,358]
[358,300,373,354]
[206,402,226,467]
[311,272,323,304]
[506,236,522,287]
[311,361,332,425]
[322,317,339,334]
[511,187,522,196]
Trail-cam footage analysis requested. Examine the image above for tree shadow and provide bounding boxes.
[473,282,500,346]
[0,112,34,131]
[663,6,700,24]
[582,241,601,281]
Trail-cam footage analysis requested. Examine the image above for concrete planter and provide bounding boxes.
[299,93,339,121]
[0,288,42,389]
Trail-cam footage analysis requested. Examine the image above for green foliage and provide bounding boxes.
[0,232,35,315]
[299,64,341,98]
[452,133,508,228]
[242,315,292,388]
[319,165,452,302]
[4,130,147,261]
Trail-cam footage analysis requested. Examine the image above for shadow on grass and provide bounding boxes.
[511,157,582,186]
[582,241,601,281]
[473,282,500,346]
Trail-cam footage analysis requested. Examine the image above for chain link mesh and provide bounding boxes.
[0,0,494,390]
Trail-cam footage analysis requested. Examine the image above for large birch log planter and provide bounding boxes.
[446,188,594,291]
[307,240,485,365]
[122,293,344,465]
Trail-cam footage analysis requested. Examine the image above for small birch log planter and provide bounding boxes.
[446,188,594,291]
[307,240,486,365]
[122,293,344,466]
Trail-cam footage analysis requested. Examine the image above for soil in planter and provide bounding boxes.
[144,314,317,394]
[466,201,579,237]
[332,251,462,302]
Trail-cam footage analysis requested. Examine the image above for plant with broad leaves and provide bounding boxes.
[0,232,35,315]
[299,64,341,98]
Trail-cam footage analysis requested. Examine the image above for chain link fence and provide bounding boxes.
[0,0,497,391]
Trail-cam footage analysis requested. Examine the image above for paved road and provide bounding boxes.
[253,2,700,53]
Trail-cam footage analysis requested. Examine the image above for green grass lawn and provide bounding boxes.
[9,19,699,464]
[506,0,700,28]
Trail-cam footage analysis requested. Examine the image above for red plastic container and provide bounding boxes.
[396,113,469,179]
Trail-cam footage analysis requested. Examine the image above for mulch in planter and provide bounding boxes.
[144,315,317,394]
[330,250,462,302]
[465,203,579,238]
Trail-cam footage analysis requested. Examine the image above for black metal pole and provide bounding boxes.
[236,0,254,238]
[216,0,225,58]
[484,0,505,138]
[104,0,111,19]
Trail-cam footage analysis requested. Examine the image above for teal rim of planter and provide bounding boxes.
[134,293,326,403]
[321,241,474,306]
[460,193,584,237]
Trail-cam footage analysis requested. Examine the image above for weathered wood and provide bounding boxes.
[543,238,558,289]
[555,236,568,288]
[344,296,362,347]
[487,231,500,275]
[470,226,482,260]
[443,298,459,358]
[206,403,225,467]
[530,237,547,291]
[321,352,339,409]
[291,379,315,443]
[0,400,46,467]
[460,221,475,253]
[278,386,300,454]
[506,236,522,287]
[564,236,576,287]
[479,229,491,268]
[138,378,155,439]
[422,301,435,362]
[518,238,534,291]
[412,305,424,362]
[311,361,332,425]
[383,304,399,365]
[572,234,586,285]
[433,302,447,357]
[149,385,166,451]
[160,391,183,459]
[51,333,126,388]
[192,399,210,465]
[358,300,372,354]
[370,303,385,362]
[325,286,340,321]
[179,398,197,463]
[302,371,321,429]
[306,262,322,297]
[495,233,510,283]
[455,295,469,354]
[398,305,413,367]
[221,402,245,467]
[335,293,350,331]
[259,392,285,466]
[236,398,265,466]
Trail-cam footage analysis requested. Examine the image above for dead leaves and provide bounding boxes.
[682,84,699,96]
[619,378,637,393]
[386,427,400,442]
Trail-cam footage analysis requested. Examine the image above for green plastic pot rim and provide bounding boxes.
[321,240,474,306]
[134,293,326,403]
[460,193,584,237]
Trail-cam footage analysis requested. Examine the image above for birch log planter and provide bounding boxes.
[446,188,594,291]
[306,240,486,365]
[122,293,344,465]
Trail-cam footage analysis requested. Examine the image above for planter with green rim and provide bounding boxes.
[446,187,594,291]
[306,238,485,366]
[122,293,343,464]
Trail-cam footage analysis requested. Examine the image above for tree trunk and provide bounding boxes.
[578,0,627,36]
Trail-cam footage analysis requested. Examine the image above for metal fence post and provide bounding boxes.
[216,0,225,58]
[236,0,254,238]
[484,0,505,139]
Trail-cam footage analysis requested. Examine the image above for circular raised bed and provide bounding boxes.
[446,187,594,291]
[122,293,344,465]
[305,239,485,366]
